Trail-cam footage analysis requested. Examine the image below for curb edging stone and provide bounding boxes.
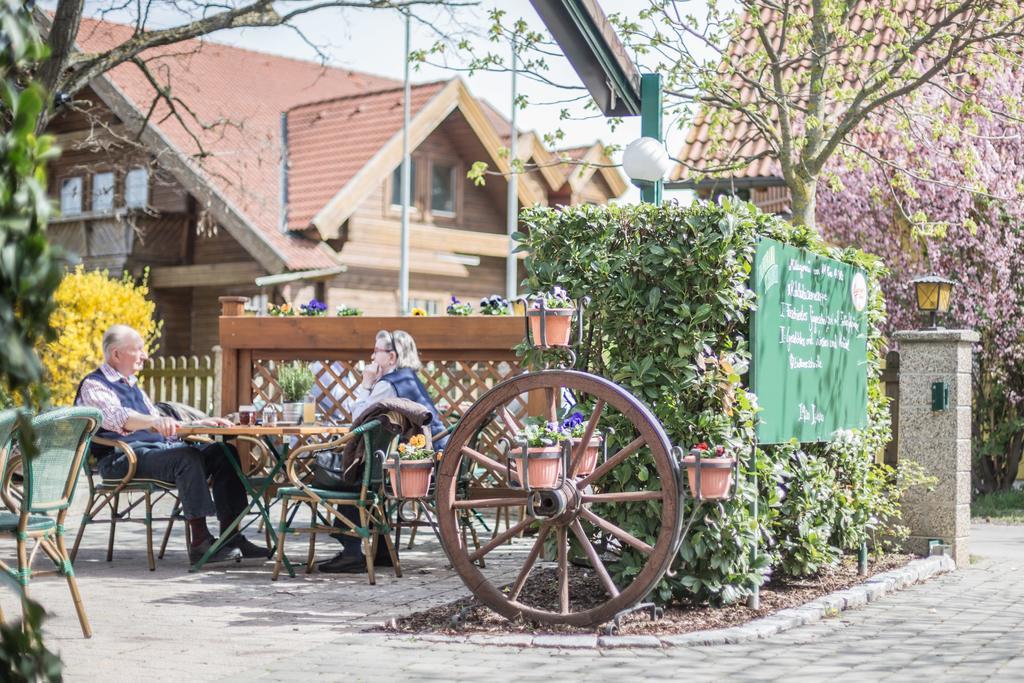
[385,555,955,650]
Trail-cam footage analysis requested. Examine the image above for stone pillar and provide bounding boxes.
[894,329,978,568]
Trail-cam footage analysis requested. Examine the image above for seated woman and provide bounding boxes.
[350,329,448,449]
[319,329,447,574]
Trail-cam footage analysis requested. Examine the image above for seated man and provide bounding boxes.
[75,324,268,565]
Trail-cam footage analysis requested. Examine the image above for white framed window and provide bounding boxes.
[59,177,83,215]
[430,162,455,215]
[91,171,115,212]
[409,297,439,315]
[391,161,417,207]
[244,293,268,314]
[124,167,149,208]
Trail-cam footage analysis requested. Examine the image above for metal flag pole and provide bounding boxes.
[505,34,519,300]
[399,8,412,315]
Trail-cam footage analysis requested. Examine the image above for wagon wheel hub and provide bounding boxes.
[525,479,582,523]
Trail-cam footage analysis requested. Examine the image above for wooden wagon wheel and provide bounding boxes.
[436,369,682,627]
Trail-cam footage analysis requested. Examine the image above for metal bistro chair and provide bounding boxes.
[70,428,271,571]
[0,407,101,638]
[272,418,401,584]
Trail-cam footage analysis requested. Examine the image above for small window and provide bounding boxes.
[60,177,83,215]
[409,298,439,315]
[244,293,268,314]
[92,171,115,212]
[391,161,416,207]
[430,163,455,214]
[124,167,149,208]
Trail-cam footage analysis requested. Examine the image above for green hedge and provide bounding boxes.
[516,200,921,604]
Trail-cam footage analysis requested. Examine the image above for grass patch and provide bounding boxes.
[972,489,1024,524]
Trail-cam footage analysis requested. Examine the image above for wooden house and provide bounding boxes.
[46,18,627,355]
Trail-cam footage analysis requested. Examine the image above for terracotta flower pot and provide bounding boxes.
[681,455,735,500]
[512,446,564,489]
[387,459,434,499]
[527,308,573,347]
[570,436,601,477]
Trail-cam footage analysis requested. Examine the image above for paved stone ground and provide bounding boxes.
[8,484,1024,681]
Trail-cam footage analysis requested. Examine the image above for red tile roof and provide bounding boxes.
[285,81,447,231]
[74,18,398,269]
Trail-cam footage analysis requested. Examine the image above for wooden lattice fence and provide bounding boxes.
[217,297,526,435]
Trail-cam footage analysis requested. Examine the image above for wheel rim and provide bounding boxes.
[436,369,681,627]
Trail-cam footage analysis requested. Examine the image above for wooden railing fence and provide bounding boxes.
[139,348,221,416]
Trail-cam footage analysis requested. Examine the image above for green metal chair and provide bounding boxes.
[272,418,402,584]
[71,420,271,570]
[0,407,101,638]
[69,433,186,571]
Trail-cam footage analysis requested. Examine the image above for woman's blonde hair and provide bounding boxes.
[376,329,422,370]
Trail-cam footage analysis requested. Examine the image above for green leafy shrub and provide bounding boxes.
[517,200,910,604]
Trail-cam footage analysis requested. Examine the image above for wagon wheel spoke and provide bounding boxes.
[508,524,550,602]
[451,494,527,509]
[461,446,507,482]
[569,398,605,477]
[582,490,663,503]
[467,515,535,564]
[576,435,647,488]
[544,386,558,423]
[500,405,523,434]
[579,508,654,555]
[569,519,619,599]
[557,526,570,614]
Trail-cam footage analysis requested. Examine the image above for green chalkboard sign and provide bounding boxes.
[750,238,869,444]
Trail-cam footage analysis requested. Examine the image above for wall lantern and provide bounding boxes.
[911,274,956,330]
[622,136,673,183]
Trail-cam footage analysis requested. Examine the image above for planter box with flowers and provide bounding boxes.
[385,434,438,499]
[679,442,738,500]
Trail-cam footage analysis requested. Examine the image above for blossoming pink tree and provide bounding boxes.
[817,69,1024,492]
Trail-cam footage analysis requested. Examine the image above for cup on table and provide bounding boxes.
[238,406,256,426]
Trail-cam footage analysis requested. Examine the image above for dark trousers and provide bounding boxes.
[99,441,247,531]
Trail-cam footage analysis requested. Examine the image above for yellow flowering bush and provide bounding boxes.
[42,266,161,405]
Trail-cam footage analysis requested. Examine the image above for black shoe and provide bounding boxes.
[374,544,396,567]
[317,551,346,567]
[227,535,272,559]
[189,537,242,565]
[318,553,368,574]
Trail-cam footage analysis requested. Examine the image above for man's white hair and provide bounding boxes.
[102,325,142,360]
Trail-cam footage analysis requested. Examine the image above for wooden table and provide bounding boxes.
[176,423,349,571]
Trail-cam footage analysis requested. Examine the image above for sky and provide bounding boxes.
[68,0,703,204]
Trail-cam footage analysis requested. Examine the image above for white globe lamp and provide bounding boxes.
[622,136,673,183]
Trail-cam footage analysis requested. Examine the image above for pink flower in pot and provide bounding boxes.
[680,443,736,500]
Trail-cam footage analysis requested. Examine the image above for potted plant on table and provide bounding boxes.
[679,442,737,500]
[511,417,571,489]
[527,286,574,347]
[385,434,438,499]
[562,411,602,477]
[277,361,316,424]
